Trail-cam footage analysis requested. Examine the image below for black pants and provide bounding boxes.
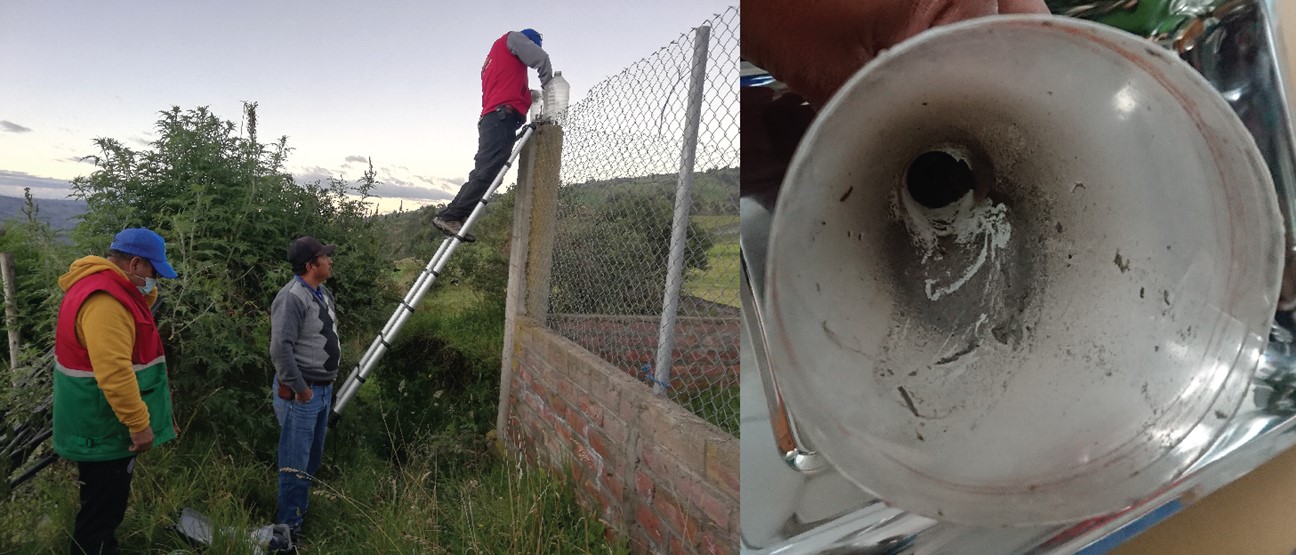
[438,106,525,221]
[72,456,136,555]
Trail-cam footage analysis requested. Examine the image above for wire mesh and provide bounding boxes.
[537,6,740,437]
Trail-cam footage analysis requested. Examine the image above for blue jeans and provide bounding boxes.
[273,378,332,531]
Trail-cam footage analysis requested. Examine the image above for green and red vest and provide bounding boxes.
[53,270,175,461]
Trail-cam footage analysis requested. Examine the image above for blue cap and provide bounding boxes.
[520,28,542,47]
[110,228,178,279]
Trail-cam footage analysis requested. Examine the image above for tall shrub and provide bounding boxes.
[68,104,398,439]
[550,186,712,315]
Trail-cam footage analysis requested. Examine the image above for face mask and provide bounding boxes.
[137,277,157,295]
[128,260,157,295]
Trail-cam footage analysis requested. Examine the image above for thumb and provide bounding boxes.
[999,0,1049,14]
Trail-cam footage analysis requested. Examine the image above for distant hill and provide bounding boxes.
[0,196,86,232]
[4,165,738,244]
[373,166,738,260]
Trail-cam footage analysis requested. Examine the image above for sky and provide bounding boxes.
[0,1,737,213]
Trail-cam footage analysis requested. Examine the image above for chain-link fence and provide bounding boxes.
[535,6,739,436]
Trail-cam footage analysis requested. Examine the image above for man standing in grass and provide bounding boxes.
[52,227,179,555]
[432,28,554,243]
[270,236,340,545]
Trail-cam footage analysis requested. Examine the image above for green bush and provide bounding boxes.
[66,103,399,443]
[1,103,628,554]
[0,189,73,365]
[551,187,713,315]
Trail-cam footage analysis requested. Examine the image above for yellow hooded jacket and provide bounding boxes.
[57,256,160,433]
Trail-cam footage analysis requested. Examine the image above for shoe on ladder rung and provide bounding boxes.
[432,216,476,243]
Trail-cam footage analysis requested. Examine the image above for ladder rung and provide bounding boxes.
[331,123,537,425]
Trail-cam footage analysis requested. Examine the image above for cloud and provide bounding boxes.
[0,121,32,133]
[63,156,97,165]
[414,175,463,189]
[382,185,455,202]
[290,166,456,202]
[0,169,76,198]
[293,166,335,186]
[344,155,368,165]
[375,176,456,202]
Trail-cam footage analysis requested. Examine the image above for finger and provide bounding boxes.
[742,0,892,108]
[921,0,999,28]
[999,0,1049,14]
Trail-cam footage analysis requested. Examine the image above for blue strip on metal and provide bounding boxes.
[1075,499,1184,555]
[741,73,775,88]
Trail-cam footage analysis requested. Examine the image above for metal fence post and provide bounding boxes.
[653,25,710,395]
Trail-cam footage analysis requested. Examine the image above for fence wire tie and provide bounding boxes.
[638,364,672,390]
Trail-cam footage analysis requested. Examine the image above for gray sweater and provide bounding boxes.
[270,277,340,394]
[506,31,553,86]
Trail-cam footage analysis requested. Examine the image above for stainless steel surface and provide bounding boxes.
[743,325,1296,554]
[741,196,824,471]
[741,0,1296,552]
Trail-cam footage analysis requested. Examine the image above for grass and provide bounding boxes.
[676,384,740,437]
[685,215,740,309]
[392,257,488,313]
[0,428,625,554]
[691,214,738,230]
[1,280,628,554]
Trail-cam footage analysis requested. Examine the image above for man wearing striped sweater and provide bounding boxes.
[269,235,341,545]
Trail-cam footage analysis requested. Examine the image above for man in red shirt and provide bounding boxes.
[433,28,553,243]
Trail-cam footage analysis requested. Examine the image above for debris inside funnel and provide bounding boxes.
[893,186,1013,301]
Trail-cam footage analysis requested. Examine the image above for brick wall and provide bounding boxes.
[548,314,740,391]
[506,316,739,554]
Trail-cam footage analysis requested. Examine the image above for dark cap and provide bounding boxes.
[287,236,336,267]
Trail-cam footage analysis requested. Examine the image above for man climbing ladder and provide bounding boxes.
[334,28,567,424]
[332,122,538,424]
[433,28,555,243]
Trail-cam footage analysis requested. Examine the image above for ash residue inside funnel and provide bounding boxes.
[893,186,1013,301]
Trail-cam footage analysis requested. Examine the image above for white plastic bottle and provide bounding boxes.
[529,89,542,121]
[542,71,570,119]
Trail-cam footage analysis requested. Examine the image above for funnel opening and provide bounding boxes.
[906,150,977,208]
